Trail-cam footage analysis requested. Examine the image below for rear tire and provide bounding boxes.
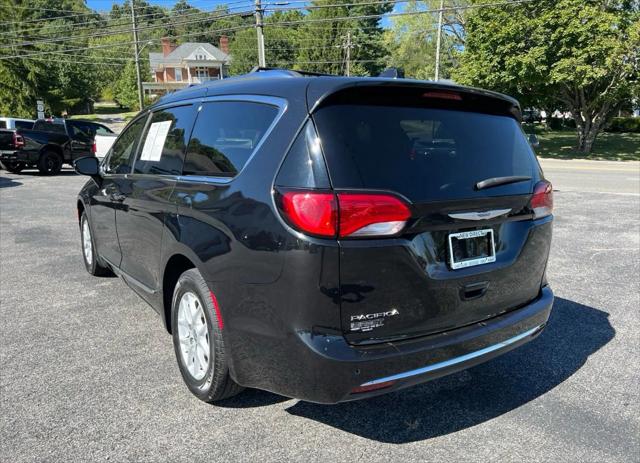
[80,212,112,276]
[38,150,63,175]
[4,162,25,173]
[171,269,243,403]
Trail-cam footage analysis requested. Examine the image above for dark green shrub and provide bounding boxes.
[548,117,564,130]
[605,117,640,133]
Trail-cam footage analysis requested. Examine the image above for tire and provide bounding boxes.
[38,150,63,175]
[4,162,25,173]
[80,212,112,276]
[171,268,243,403]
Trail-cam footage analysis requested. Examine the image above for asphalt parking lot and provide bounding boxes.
[1,159,639,462]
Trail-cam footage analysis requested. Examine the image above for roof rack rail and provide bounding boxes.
[249,66,336,77]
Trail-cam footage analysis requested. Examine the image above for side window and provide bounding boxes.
[183,101,279,177]
[68,122,91,138]
[133,105,195,175]
[105,116,148,174]
[15,121,33,130]
[95,125,113,135]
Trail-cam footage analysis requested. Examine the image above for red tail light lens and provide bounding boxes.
[338,193,411,238]
[280,191,338,237]
[277,190,411,238]
[91,141,97,154]
[531,180,553,218]
[12,133,24,148]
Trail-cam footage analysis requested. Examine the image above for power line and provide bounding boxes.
[2,8,255,49]
[1,3,254,38]
[2,0,538,62]
[267,0,541,29]
[1,0,254,30]
[0,24,256,61]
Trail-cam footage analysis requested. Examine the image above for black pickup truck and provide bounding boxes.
[0,119,95,175]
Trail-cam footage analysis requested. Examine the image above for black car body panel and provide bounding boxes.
[77,70,554,403]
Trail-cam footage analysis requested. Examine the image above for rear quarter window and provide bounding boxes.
[14,121,33,130]
[182,101,279,177]
[33,121,66,134]
[314,105,538,202]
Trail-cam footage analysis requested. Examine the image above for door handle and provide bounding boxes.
[101,186,125,202]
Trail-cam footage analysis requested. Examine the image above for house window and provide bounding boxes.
[196,67,208,78]
[175,68,182,82]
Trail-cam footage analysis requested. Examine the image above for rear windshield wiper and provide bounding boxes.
[475,176,532,191]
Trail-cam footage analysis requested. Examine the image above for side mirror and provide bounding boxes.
[74,156,100,177]
[528,133,540,148]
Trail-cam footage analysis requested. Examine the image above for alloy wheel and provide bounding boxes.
[177,291,210,381]
[82,219,93,266]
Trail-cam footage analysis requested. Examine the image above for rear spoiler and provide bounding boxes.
[306,80,522,121]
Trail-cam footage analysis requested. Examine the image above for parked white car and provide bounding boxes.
[94,133,117,159]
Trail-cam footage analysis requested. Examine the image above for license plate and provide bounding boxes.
[448,229,496,269]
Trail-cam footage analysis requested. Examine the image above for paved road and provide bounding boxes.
[1,160,638,462]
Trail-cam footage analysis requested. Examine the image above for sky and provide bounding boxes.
[86,0,252,13]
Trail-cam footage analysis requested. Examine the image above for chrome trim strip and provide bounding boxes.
[360,324,543,387]
[448,209,512,221]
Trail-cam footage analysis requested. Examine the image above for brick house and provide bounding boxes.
[143,37,230,96]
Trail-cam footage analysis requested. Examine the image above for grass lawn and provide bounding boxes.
[535,130,640,161]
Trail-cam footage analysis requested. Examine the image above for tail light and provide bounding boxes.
[91,141,97,154]
[338,193,411,237]
[277,190,411,238]
[531,180,553,219]
[280,191,337,237]
[12,132,24,148]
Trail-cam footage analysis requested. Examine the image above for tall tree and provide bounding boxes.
[296,0,392,76]
[384,0,467,80]
[454,0,639,153]
[229,11,303,74]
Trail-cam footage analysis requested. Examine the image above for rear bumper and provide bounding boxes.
[229,285,554,403]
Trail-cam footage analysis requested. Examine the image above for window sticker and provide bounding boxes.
[140,120,172,162]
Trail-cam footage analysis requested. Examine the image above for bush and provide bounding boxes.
[548,117,575,130]
[605,117,640,133]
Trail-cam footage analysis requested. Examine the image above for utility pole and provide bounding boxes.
[341,31,357,77]
[345,31,352,77]
[130,1,144,110]
[255,0,266,68]
[434,0,444,81]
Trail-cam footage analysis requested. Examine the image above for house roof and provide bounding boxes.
[149,42,229,70]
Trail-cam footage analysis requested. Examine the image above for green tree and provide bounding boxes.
[454,0,639,153]
[384,0,467,80]
[229,11,303,74]
[0,0,101,116]
[296,0,392,76]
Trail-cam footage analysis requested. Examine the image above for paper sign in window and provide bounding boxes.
[140,120,172,162]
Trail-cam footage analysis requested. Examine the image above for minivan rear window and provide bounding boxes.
[314,105,538,202]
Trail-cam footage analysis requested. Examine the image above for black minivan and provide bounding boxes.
[75,69,554,404]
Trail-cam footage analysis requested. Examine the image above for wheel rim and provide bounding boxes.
[82,219,93,266]
[47,154,60,172]
[177,291,210,381]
